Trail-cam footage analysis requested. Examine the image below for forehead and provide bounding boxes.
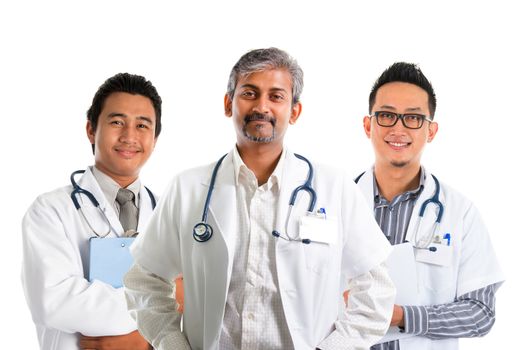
[236,69,293,92]
[374,82,429,113]
[101,92,156,120]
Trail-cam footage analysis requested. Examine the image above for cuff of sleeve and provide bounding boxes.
[156,332,191,350]
[402,305,428,336]
[317,330,351,350]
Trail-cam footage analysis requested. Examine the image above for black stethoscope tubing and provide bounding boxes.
[70,169,156,237]
[192,153,316,243]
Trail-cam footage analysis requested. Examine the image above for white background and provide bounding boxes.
[1,0,517,348]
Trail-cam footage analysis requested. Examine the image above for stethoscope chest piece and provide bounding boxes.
[193,222,213,242]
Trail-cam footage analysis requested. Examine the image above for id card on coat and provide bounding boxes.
[415,243,453,267]
[299,215,338,244]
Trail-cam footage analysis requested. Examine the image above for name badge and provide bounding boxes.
[299,215,338,244]
[415,243,453,267]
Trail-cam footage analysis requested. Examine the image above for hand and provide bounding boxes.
[175,274,184,313]
[391,305,405,328]
[343,290,349,305]
[79,330,150,350]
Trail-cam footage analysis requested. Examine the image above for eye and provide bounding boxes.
[379,112,396,120]
[404,114,421,121]
[270,93,285,101]
[110,119,124,126]
[241,90,256,99]
[137,123,149,129]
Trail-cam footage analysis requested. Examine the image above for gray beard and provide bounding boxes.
[242,127,276,143]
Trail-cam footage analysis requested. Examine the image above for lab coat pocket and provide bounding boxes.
[418,262,455,304]
[303,243,335,275]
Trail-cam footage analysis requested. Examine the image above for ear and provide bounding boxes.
[288,102,302,125]
[363,116,372,138]
[427,121,439,142]
[86,121,95,144]
[224,94,232,117]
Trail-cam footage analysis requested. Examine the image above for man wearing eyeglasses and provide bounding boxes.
[353,62,504,349]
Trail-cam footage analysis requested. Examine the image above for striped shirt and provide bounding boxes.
[370,169,496,350]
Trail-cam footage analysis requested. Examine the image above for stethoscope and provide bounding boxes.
[355,172,444,252]
[70,170,156,238]
[411,174,444,252]
[192,153,317,244]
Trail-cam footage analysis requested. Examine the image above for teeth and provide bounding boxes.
[389,142,407,147]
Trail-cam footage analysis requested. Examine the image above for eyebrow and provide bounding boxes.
[379,105,424,113]
[239,84,288,93]
[107,113,153,124]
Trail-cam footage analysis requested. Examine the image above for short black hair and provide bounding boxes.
[87,73,162,137]
[369,62,436,118]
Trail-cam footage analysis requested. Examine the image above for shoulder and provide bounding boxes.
[23,184,74,223]
[161,161,221,197]
[29,184,73,209]
[436,177,474,210]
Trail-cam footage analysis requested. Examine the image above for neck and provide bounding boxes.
[373,161,421,202]
[236,143,283,186]
[94,164,138,189]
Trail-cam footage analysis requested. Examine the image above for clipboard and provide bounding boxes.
[378,242,419,343]
[88,237,135,288]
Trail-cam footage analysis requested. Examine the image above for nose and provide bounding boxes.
[391,117,408,131]
[252,94,271,115]
[120,124,138,144]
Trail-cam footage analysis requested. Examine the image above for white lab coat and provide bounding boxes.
[129,151,394,350]
[356,168,505,350]
[21,167,156,350]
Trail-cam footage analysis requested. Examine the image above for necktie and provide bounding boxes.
[116,188,138,233]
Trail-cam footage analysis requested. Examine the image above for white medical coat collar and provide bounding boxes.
[357,166,445,243]
[202,148,307,245]
[75,167,154,236]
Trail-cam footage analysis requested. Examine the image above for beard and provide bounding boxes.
[390,160,410,168]
[242,112,276,143]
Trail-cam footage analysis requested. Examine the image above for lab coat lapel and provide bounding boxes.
[275,151,311,240]
[76,167,123,237]
[405,168,444,243]
[136,185,154,233]
[356,168,375,205]
[206,154,237,256]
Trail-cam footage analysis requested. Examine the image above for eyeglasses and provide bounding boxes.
[372,111,433,129]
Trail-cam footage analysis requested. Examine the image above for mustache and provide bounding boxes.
[244,112,276,126]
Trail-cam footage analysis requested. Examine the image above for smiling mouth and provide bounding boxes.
[386,141,410,149]
[116,148,141,157]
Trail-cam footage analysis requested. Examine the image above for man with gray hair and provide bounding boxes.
[124,48,396,350]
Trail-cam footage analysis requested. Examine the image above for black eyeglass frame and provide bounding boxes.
[371,111,433,129]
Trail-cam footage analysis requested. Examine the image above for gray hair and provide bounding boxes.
[226,47,304,105]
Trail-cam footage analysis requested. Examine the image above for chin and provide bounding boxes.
[390,161,410,168]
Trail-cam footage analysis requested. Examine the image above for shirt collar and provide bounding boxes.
[231,145,285,192]
[373,166,426,205]
[91,166,141,208]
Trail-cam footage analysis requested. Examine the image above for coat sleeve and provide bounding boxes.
[124,263,190,349]
[21,193,136,336]
[318,264,396,349]
[318,174,396,349]
[125,176,190,348]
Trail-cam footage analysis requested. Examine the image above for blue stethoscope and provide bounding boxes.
[412,174,444,252]
[355,172,444,252]
[70,170,156,237]
[193,153,317,244]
